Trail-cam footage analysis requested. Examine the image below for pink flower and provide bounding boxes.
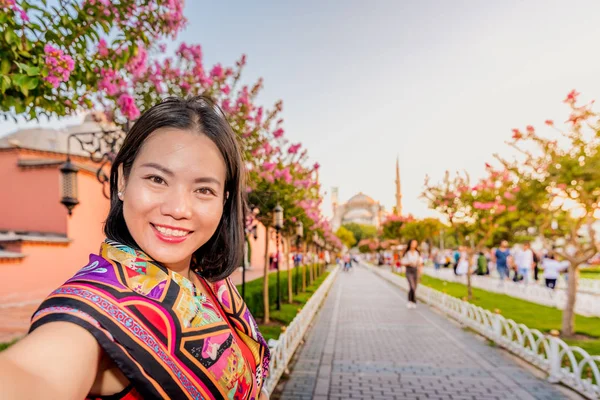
[545,119,554,126]
[526,125,535,134]
[97,38,109,57]
[117,93,140,120]
[262,142,273,155]
[503,192,515,200]
[288,143,302,154]
[126,45,148,78]
[210,64,225,79]
[508,205,517,212]
[564,89,580,105]
[273,128,284,138]
[222,85,231,95]
[43,44,75,88]
[512,128,523,140]
[262,162,276,172]
[313,162,320,170]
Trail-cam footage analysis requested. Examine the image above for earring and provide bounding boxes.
[118,191,123,200]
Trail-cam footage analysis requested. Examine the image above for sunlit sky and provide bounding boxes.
[2,0,600,219]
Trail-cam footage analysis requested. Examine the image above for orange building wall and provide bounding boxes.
[0,151,67,234]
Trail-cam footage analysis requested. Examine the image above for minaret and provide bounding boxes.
[395,157,402,216]
[331,187,339,215]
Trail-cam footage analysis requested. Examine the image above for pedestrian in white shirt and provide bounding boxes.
[541,254,569,289]
[515,242,534,284]
[401,239,423,309]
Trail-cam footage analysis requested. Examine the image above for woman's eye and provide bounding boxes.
[196,187,215,196]
[147,176,165,185]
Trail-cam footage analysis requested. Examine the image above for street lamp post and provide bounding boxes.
[295,221,303,295]
[242,207,259,300]
[273,204,284,311]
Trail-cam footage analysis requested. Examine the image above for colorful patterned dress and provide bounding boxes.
[30,240,270,399]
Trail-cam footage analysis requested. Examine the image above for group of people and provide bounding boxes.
[432,240,570,289]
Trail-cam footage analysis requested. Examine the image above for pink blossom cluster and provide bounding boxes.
[43,44,75,88]
[273,167,293,184]
[1,0,28,21]
[83,0,186,40]
[126,45,149,78]
[117,93,140,120]
[288,143,302,154]
[97,68,127,96]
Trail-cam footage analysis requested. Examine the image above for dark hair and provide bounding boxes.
[104,96,246,282]
[402,239,420,257]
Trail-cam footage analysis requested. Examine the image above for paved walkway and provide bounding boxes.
[279,265,574,400]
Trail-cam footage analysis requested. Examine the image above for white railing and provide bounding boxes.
[367,264,600,400]
[557,276,600,295]
[422,268,600,317]
[263,266,339,395]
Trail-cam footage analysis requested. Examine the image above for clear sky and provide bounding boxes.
[3,0,600,218]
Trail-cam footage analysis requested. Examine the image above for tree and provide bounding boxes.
[400,217,444,250]
[498,90,600,337]
[0,0,185,120]
[380,214,414,241]
[335,226,356,248]
[342,222,377,245]
[423,166,519,299]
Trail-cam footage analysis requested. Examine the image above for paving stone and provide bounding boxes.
[279,266,570,400]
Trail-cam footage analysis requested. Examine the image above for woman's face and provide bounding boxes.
[119,128,227,274]
[410,240,418,250]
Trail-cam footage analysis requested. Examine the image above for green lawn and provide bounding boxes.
[404,273,600,356]
[581,266,600,280]
[235,264,331,342]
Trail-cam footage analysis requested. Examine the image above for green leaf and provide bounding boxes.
[1,59,10,75]
[4,30,16,45]
[22,76,39,90]
[0,76,11,94]
[15,62,40,76]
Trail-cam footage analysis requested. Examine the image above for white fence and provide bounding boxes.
[367,264,600,400]
[558,276,600,295]
[263,266,339,395]
[422,268,600,317]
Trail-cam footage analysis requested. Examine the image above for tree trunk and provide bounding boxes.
[308,244,314,284]
[466,248,473,301]
[302,242,307,292]
[262,226,270,324]
[286,236,293,304]
[561,264,578,337]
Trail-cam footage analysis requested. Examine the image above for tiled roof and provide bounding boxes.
[0,231,70,244]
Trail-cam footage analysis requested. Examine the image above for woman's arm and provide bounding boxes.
[0,321,101,399]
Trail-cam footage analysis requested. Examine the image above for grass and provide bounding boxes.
[581,266,600,280]
[402,273,600,356]
[235,264,331,341]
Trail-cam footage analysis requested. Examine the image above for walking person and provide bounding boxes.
[401,239,423,309]
[541,253,569,289]
[493,240,512,281]
[515,242,534,284]
[0,96,270,399]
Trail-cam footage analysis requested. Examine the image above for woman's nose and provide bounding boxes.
[160,187,193,220]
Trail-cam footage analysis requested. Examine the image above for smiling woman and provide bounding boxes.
[0,97,271,400]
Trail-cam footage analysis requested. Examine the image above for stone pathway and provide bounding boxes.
[279,265,576,400]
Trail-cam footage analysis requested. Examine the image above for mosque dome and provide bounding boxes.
[346,192,377,206]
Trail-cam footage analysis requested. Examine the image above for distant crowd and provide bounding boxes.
[430,240,570,289]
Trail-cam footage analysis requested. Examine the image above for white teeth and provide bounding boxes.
[155,226,188,237]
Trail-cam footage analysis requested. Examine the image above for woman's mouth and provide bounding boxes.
[151,224,193,243]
